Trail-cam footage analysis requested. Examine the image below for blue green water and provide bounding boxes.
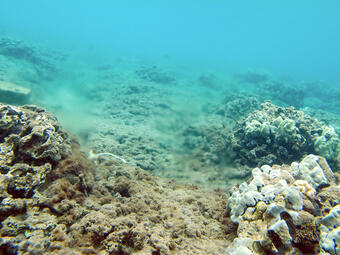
[1,1,340,188]
[1,1,340,81]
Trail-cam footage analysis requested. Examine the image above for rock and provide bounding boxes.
[0,103,94,254]
[0,81,31,104]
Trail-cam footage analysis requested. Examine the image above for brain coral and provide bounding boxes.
[228,101,340,170]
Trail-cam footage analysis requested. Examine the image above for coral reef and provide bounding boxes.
[182,124,229,167]
[227,154,339,254]
[0,103,231,254]
[173,124,245,189]
[228,101,340,170]
[303,80,340,114]
[86,69,178,174]
[0,37,68,85]
[0,99,339,254]
[215,94,260,120]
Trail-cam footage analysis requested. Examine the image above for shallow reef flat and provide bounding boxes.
[0,102,339,254]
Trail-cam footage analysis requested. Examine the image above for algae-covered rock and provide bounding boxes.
[0,103,71,164]
[0,102,71,208]
[0,103,95,254]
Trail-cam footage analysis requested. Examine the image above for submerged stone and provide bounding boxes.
[0,81,31,104]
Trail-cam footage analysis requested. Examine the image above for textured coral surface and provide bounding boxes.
[227,154,340,255]
[228,101,340,170]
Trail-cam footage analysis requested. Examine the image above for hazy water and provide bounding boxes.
[1,0,340,82]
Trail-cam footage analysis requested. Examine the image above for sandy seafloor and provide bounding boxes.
[0,38,340,254]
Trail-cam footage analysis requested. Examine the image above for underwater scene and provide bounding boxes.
[0,1,340,254]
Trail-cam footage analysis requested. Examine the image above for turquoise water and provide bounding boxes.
[2,1,340,81]
[1,0,340,188]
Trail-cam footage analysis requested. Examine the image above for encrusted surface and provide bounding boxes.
[227,154,339,254]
